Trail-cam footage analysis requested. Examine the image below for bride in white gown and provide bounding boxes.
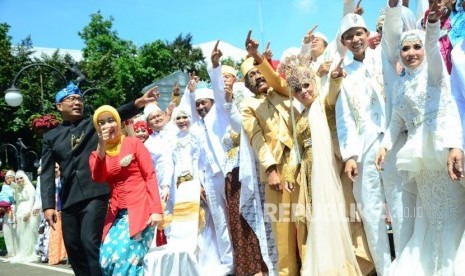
[170,108,227,274]
[376,1,465,275]
[10,170,40,263]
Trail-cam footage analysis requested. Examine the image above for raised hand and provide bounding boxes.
[263,41,273,61]
[317,60,332,77]
[172,81,180,96]
[331,57,346,78]
[354,0,364,15]
[147,85,160,100]
[165,102,176,116]
[245,30,260,59]
[303,25,318,44]
[225,85,233,103]
[188,72,199,93]
[211,40,222,68]
[428,0,443,23]
[135,85,160,108]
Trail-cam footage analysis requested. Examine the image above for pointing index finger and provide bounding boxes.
[340,47,347,60]
[308,24,318,35]
[336,57,344,69]
[213,40,220,52]
[265,41,271,51]
[245,30,252,46]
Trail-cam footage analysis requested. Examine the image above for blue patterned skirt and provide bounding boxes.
[100,209,154,276]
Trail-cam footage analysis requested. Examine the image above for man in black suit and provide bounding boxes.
[40,82,159,276]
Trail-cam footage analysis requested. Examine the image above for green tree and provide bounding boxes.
[0,23,18,139]
[138,40,173,80]
[166,33,208,80]
[0,12,209,171]
[0,24,36,137]
[78,13,208,108]
[78,11,140,108]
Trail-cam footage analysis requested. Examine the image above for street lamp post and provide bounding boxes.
[4,63,68,108]
[0,139,39,171]
[0,142,20,170]
[25,150,40,168]
[3,62,88,108]
[4,63,94,127]
[16,138,28,170]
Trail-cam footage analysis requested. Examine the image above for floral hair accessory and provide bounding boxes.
[133,121,153,135]
[277,53,316,93]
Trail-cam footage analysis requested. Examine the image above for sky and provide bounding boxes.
[0,0,407,60]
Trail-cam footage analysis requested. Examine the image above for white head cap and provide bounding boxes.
[314,32,328,43]
[194,87,214,102]
[143,103,163,119]
[5,170,15,178]
[339,13,368,39]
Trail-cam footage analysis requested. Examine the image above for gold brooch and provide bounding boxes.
[71,132,85,150]
[120,154,133,167]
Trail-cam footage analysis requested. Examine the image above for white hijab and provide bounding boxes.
[398,29,426,74]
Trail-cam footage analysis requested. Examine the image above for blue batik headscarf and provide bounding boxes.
[55,81,82,103]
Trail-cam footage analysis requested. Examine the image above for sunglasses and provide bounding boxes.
[176,116,188,120]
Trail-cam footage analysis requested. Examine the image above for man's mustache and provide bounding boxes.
[255,77,266,89]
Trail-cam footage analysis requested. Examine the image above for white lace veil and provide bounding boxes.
[302,97,361,275]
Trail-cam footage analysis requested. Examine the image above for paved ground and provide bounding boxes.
[0,230,74,275]
[0,257,74,275]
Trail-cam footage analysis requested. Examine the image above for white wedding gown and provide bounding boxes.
[10,181,40,263]
[381,18,465,275]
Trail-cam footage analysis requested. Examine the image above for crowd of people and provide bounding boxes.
[1,0,465,275]
[0,165,69,266]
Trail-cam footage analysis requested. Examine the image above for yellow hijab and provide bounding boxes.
[93,105,124,157]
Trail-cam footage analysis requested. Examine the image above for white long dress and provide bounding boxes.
[172,129,225,275]
[450,38,465,150]
[9,181,40,263]
[381,20,465,276]
[452,39,465,275]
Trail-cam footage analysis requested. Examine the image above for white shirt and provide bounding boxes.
[336,47,386,162]
[144,128,174,188]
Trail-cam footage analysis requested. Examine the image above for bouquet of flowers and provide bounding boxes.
[28,113,61,137]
